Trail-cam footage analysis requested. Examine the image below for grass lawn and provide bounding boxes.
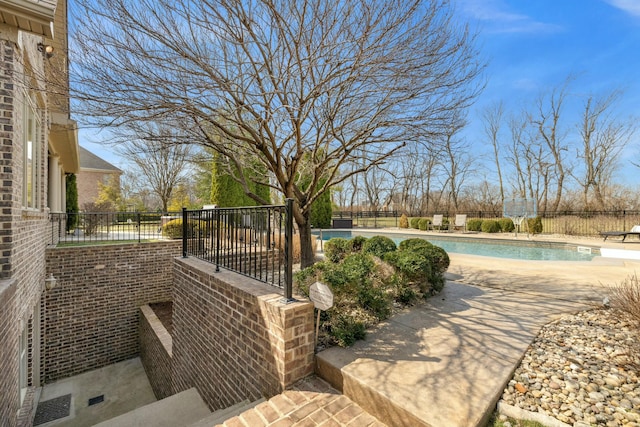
[57,239,158,247]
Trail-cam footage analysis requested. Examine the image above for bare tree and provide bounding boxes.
[482,101,505,204]
[575,91,636,210]
[70,0,484,267]
[530,81,572,212]
[117,125,193,212]
[439,114,474,212]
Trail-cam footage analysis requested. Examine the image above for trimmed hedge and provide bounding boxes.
[162,219,204,238]
[363,235,397,258]
[527,216,543,234]
[348,235,368,253]
[467,219,483,232]
[297,235,449,347]
[324,237,350,263]
[481,219,501,233]
[410,217,420,229]
[418,218,431,231]
[498,218,515,232]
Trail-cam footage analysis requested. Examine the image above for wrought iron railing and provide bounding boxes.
[181,199,294,299]
[50,211,180,245]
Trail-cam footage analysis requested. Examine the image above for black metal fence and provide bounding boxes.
[403,210,640,236]
[181,199,294,299]
[50,211,181,245]
[332,210,399,228]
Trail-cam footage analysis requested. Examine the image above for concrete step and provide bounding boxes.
[93,388,211,427]
[187,398,266,427]
[315,350,427,427]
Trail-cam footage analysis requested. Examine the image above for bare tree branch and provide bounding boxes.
[70,0,484,266]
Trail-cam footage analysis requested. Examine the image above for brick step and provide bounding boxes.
[187,398,265,427]
[93,388,211,427]
[218,377,385,426]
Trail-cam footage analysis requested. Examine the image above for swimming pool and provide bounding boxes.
[312,230,598,262]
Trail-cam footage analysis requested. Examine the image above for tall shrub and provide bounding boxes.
[65,174,79,231]
[399,214,409,229]
[527,216,543,234]
[498,218,515,232]
[210,153,271,207]
[310,187,332,228]
[481,220,500,233]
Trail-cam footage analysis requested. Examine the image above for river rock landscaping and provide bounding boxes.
[499,308,640,427]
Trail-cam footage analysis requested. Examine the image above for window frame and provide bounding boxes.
[23,91,42,210]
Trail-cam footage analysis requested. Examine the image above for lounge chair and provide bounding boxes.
[600,225,640,242]
[431,214,444,231]
[452,214,467,232]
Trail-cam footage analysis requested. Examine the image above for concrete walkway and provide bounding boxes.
[315,253,640,427]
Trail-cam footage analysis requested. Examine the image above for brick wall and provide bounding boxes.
[42,240,181,383]
[139,305,173,400]
[0,32,52,427]
[0,279,18,425]
[172,257,315,411]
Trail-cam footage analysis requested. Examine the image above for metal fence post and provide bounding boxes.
[137,212,141,243]
[182,207,188,258]
[215,207,221,272]
[284,198,294,301]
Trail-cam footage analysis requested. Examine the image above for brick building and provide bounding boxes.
[76,146,122,209]
[0,0,79,425]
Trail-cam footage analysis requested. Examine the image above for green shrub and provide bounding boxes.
[324,237,350,263]
[409,217,420,229]
[363,235,397,258]
[418,218,431,231]
[467,219,483,232]
[498,218,515,232]
[296,236,449,348]
[481,220,501,233]
[341,253,375,284]
[397,238,449,273]
[348,235,368,253]
[162,218,203,238]
[384,250,432,283]
[387,238,449,294]
[399,214,409,229]
[398,238,432,251]
[330,314,366,347]
[419,245,450,275]
[527,216,543,234]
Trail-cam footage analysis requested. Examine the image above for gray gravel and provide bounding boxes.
[499,308,640,427]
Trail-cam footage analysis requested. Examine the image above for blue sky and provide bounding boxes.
[78,0,640,182]
[457,0,640,182]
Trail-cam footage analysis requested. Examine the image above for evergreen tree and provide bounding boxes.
[310,187,332,228]
[65,174,79,231]
[210,153,270,207]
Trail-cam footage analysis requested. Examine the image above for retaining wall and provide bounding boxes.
[42,240,181,382]
[171,257,315,411]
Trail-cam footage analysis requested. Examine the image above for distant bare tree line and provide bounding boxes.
[337,79,638,215]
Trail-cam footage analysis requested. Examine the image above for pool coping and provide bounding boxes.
[312,228,640,260]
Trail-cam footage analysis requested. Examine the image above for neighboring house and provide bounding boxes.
[0,0,79,425]
[76,146,122,209]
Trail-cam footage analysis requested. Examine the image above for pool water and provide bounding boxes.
[312,230,597,262]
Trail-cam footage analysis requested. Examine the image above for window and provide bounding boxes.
[19,322,27,405]
[23,92,41,209]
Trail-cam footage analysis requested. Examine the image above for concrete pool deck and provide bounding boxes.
[315,249,640,427]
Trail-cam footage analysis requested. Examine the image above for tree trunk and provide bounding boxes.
[297,218,315,269]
